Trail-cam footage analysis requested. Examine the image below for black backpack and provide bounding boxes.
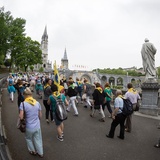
[53,95,68,121]
[121,98,133,116]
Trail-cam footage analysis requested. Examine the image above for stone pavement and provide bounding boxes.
[1,88,160,160]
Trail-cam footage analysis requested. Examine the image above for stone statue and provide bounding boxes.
[141,38,157,81]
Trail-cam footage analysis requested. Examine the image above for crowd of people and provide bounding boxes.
[6,72,150,158]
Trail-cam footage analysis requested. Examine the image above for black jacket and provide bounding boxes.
[92,89,105,105]
[67,86,77,97]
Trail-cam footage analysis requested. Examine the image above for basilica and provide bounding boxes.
[34,26,69,72]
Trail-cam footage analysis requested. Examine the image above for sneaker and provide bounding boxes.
[117,136,124,140]
[57,136,64,142]
[46,119,49,124]
[84,106,87,108]
[62,133,64,138]
[154,144,160,148]
[99,118,105,122]
[73,114,78,116]
[106,134,113,138]
[125,128,131,132]
[90,114,94,118]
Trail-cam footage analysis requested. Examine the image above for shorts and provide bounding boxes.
[53,112,63,126]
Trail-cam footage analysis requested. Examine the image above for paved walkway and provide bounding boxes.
[1,88,160,160]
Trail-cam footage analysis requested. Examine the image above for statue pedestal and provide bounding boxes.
[140,80,160,116]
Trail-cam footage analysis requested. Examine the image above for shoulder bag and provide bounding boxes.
[17,102,26,133]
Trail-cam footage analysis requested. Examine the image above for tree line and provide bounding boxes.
[0,7,42,72]
[93,68,145,77]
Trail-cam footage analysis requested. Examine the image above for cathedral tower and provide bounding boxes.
[34,26,52,71]
[61,48,68,69]
[41,26,48,69]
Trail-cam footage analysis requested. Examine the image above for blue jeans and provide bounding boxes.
[25,128,43,155]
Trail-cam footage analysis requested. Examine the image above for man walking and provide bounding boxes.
[124,83,141,132]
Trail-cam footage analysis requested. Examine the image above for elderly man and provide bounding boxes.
[141,38,157,81]
[124,83,141,133]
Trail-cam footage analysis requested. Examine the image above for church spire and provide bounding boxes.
[42,26,48,40]
[63,48,68,60]
[61,48,68,69]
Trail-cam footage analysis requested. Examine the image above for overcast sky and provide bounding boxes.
[1,0,160,70]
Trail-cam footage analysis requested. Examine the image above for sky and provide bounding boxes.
[1,0,160,71]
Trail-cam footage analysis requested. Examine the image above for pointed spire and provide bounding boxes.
[42,25,48,40]
[63,48,68,60]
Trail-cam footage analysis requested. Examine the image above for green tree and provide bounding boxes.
[0,7,13,64]
[15,37,42,72]
[4,58,11,67]
[30,65,34,72]
[8,17,26,70]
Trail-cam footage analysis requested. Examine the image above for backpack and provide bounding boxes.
[76,82,82,92]
[85,83,92,96]
[53,95,68,121]
[121,98,133,116]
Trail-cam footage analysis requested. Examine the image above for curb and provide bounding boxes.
[134,111,160,120]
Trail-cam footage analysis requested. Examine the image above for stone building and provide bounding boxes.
[61,48,69,70]
[34,26,52,72]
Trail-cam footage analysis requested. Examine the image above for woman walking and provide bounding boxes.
[66,80,78,116]
[43,78,53,123]
[90,82,106,122]
[48,84,68,142]
[19,88,43,157]
[103,82,113,117]
[7,75,16,102]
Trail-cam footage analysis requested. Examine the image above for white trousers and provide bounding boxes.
[67,96,78,115]
[91,105,105,118]
[10,92,14,101]
[85,96,91,107]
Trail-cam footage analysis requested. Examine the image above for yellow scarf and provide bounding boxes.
[44,84,50,89]
[96,87,103,93]
[128,88,137,94]
[25,97,37,106]
[52,91,60,97]
[77,81,82,85]
[118,95,124,98]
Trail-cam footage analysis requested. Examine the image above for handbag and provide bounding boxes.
[17,102,26,133]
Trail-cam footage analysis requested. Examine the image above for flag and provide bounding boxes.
[54,61,60,88]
